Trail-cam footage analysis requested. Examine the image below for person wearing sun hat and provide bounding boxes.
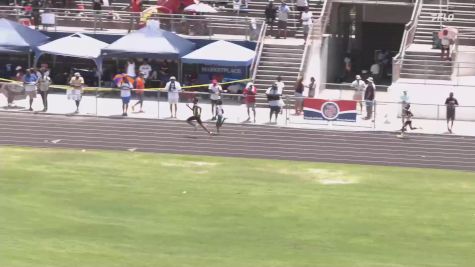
[69,72,84,114]
[351,74,366,114]
[208,79,223,120]
[164,76,182,118]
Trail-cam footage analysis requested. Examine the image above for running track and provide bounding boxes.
[1,111,474,171]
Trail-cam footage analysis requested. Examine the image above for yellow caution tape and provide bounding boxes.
[0,78,251,93]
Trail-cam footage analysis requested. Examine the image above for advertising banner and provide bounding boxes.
[303,99,357,122]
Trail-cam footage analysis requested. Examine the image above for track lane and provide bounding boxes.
[1,112,474,171]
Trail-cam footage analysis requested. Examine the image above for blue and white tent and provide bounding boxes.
[101,23,195,59]
[181,40,256,66]
[0,18,49,53]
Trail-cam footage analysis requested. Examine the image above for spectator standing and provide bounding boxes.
[165,76,182,118]
[130,0,142,12]
[208,79,223,120]
[440,29,451,60]
[31,0,41,29]
[92,0,104,30]
[118,75,133,116]
[243,81,257,123]
[266,82,282,124]
[295,0,308,23]
[132,72,145,113]
[126,59,136,78]
[343,54,352,82]
[294,77,304,115]
[277,0,290,39]
[23,68,38,111]
[445,92,459,134]
[37,70,51,112]
[351,75,365,113]
[306,76,317,98]
[233,0,241,14]
[370,61,381,82]
[301,7,312,42]
[363,77,375,120]
[68,72,84,113]
[265,1,277,35]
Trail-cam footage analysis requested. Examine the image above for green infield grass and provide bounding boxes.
[0,146,474,267]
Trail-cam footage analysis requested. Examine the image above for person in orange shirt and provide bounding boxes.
[132,72,145,113]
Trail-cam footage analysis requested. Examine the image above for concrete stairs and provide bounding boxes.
[253,43,303,104]
[414,0,475,45]
[400,50,452,80]
[399,0,475,81]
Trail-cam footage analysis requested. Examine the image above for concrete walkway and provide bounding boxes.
[1,90,475,137]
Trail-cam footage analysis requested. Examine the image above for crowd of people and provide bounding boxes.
[264,0,314,40]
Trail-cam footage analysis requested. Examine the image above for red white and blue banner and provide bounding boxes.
[303,99,357,122]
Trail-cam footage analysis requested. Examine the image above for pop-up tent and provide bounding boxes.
[181,40,255,66]
[34,33,108,71]
[0,18,49,53]
[101,23,195,59]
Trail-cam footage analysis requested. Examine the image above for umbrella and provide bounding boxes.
[140,6,172,23]
[438,27,458,40]
[184,3,217,13]
[113,74,135,86]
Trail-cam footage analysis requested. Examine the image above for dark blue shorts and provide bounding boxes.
[122,96,131,104]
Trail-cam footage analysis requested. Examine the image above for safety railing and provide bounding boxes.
[298,0,331,80]
[250,23,267,83]
[2,78,475,135]
[392,0,422,83]
[0,6,265,39]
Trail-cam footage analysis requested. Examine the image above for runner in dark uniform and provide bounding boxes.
[400,104,417,136]
[186,98,213,135]
[445,92,459,134]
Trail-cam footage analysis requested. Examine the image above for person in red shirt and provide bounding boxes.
[130,0,142,12]
[132,72,145,113]
[243,82,257,123]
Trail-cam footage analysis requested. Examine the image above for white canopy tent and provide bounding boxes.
[34,33,108,72]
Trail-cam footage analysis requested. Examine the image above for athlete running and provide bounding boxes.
[186,97,213,135]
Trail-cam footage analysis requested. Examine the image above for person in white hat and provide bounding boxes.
[164,76,182,118]
[69,72,84,113]
[351,74,366,114]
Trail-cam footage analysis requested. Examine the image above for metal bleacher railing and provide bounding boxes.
[0,5,264,40]
[392,0,422,82]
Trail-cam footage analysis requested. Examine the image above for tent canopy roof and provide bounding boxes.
[181,40,255,66]
[37,33,108,59]
[101,24,195,59]
[0,18,49,52]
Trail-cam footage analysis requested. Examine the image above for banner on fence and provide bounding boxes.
[303,99,357,122]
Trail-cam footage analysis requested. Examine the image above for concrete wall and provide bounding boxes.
[362,5,412,24]
[455,52,475,77]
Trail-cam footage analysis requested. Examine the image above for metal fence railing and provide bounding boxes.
[2,79,475,135]
[0,6,265,39]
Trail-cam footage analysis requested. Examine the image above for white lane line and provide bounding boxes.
[4,120,475,151]
[0,128,472,159]
[2,112,473,143]
[1,133,473,165]
[1,141,473,171]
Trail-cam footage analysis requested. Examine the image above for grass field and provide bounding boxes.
[1,146,474,267]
